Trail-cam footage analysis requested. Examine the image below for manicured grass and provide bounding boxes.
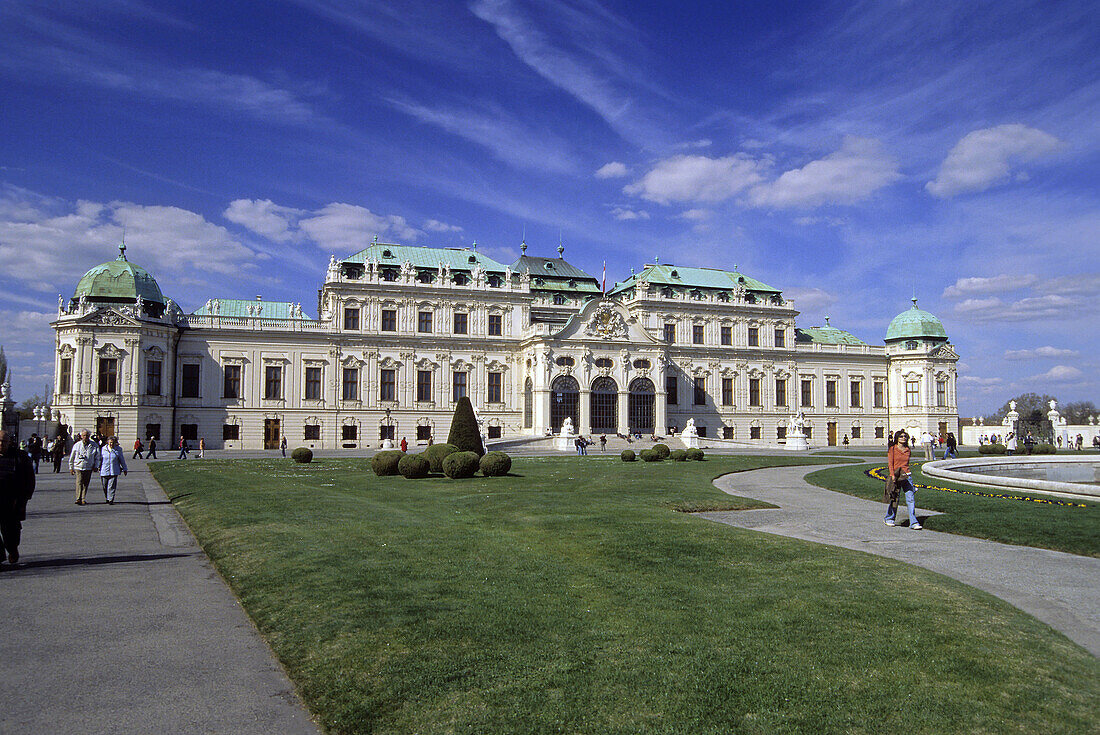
[152,456,1099,735]
[805,461,1100,557]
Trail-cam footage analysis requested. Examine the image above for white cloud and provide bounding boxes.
[595,162,629,179]
[676,139,712,149]
[224,199,422,251]
[624,154,764,204]
[746,136,901,208]
[224,199,305,242]
[424,219,463,233]
[943,274,1039,298]
[678,209,711,221]
[958,375,1004,386]
[926,124,1063,198]
[1029,365,1084,383]
[953,297,1005,315]
[785,287,837,312]
[610,206,649,221]
[1004,346,1080,360]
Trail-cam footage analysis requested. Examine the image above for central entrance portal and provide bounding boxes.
[264,419,281,449]
[628,378,655,434]
[550,375,579,433]
[590,377,618,434]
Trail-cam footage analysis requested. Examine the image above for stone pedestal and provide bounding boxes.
[680,434,700,448]
[554,434,575,452]
[381,438,394,449]
[784,432,809,451]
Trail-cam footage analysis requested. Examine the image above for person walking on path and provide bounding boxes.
[178,436,188,460]
[98,436,127,505]
[280,436,287,458]
[51,435,66,473]
[0,429,35,565]
[27,434,42,474]
[147,437,157,459]
[399,437,408,452]
[198,437,205,459]
[600,434,607,453]
[69,430,100,505]
[132,437,144,460]
[1005,432,1017,456]
[943,432,958,459]
[919,431,934,460]
[885,429,921,529]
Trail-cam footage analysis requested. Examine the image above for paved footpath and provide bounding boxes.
[704,462,1100,657]
[0,458,320,735]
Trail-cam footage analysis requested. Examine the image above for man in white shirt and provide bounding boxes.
[919,431,934,460]
[69,430,101,505]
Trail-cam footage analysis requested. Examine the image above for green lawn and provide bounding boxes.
[805,461,1100,557]
[152,456,1099,735]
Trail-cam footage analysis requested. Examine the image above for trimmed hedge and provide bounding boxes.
[398,454,431,479]
[421,443,459,473]
[685,448,705,461]
[669,449,688,461]
[371,450,404,476]
[447,396,485,456]
[479,451,512,477]
[1034,443,1057,455]
[979,443,1007,455]
[290,447,313,464]
[443,451,480,479]
[640,448,661,462]
[652,443,671,459]
[620,449,636,462]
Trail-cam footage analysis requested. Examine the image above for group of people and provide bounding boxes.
[17,433,71,474]
[1055,434,1091,450]
[68,430,129,505]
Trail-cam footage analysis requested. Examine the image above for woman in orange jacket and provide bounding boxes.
[885,430,921,529]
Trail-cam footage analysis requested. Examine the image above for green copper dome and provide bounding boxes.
[885,298,947,342]
[73,245,165,305]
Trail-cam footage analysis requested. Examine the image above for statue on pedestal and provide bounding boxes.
[560,417,574,436]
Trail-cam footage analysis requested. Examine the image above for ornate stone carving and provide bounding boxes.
[584,304,628,339]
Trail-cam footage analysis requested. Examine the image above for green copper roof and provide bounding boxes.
[608,263,781,296]
[885,299,947,342]
[73,246,165,304]
[510,255,601,293]
[796,324,867,346]
[191,299,312,319]
[343,243,510,272]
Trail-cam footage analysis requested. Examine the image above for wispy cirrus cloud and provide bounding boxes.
[943,274,1039,298]
[1004,346,1080,360]
[225,199,423,253]
[927,124,1063,198]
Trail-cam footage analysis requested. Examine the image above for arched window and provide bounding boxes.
[550,375,579,432]
[628,377,655,433]
[590,377,617,433]
[523,377,533,429]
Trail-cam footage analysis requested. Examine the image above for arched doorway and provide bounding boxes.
[590,377,618,434]
[523,377,533,429]
[629,377,655,433]
[550,375,579,432]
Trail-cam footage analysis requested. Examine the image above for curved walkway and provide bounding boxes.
[703,462,1100,657]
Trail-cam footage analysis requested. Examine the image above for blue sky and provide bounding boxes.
[0,0,1096,417]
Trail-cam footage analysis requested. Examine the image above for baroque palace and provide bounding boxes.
[51,240,959,450]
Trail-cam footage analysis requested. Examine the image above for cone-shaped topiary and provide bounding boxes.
[685,448,705,461]
[421,443,458,473]
[398,453,431,478]
[620,449,636,462]
[669,449,687,461]
[290,447,313,463]
[652,443,670,459]
[371,450,404,476]
[447,396,485,456]
[443,451,480,478]
[479,451,512,476]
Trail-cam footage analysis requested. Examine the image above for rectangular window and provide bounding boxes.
[488,425,502,439]
[875,426,885,439]
[452,371,467,402]
[693,376,706,405]
[748,327,759,346]
[146,360,162,396]
[343,307,360,331]
[748,378,761,406]
[720,325,732,345]
[905,380,919,407]
[181,423,198,442]
[381,309,397,332]
[850,380,862,408]
[873,381,885,408]
[775,378,787,407]
[342,425,358,441]
[342,367,359,400]
[852,426,862,439]
[777,426,787,439]
[97,357,119,394]
[487,372,503,403]
[222,364,240,399]
[697,425,707,438]
[488,313,503,336]
[59,357,73,394]
[774,328,785,347]
[417,370,432,402]
[804,427,813,439]
[750,426,761,440]
[663,323,675,343]
[693,324,704,344]
[936,380,947,406]
[180,363,199,398]
[825,380,837,407]
[305,367,322,400]
[304,424,320,441]
[666,375,677,405]
[222,424,239,441]
[380,369,396,402]
[721,377,733,406]
[379,424,395,440]
[723,426,734,439]
[417,310,433,333]
[453,312,468,334]
[264,365,282,400]
[416,425,432,441]
[801,379,813,407]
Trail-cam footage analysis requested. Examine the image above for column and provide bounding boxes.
[655,389,667,437]
[579,389,591,435]
[617,390,630,435]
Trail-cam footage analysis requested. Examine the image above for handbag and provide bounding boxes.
[883,469,900,505]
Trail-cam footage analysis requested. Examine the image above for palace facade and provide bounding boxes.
[51,240,960,450]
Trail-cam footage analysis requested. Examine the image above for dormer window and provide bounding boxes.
[568,280,576,289]
[535,278,545,286]
[670,269,679,278]
[453,272,469,285]
[381,268,398,282]
[690,289,702,300]
[544,262,554,270]
[553,294,566,305]
[382,249,393,258]
[487,274,502,288]
[745,293,756,303]
[468,255,477,264]
[661,287,674,298]
[417,270,434,284]
[717,291,729,302]
[905,340,919,350]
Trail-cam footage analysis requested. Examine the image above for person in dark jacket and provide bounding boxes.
[0,430,36,565]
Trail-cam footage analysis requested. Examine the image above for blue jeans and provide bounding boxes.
[943,447,957,459]
[885,477,917,525]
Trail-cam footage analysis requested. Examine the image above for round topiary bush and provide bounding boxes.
[398,453,430,478]
[620,449,636,462]
[1034,443,1057,455]
[290,447,313,463]
[421,443,458,473]
[990,443,1007,455]
[669,449,687,461]
[442,451,480,479]
[685,448,705,461]
[652,443,671,459]
[640,448,661,462]
[371,450,404,476]
[978,444,992,454]
[480,451,512,477]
